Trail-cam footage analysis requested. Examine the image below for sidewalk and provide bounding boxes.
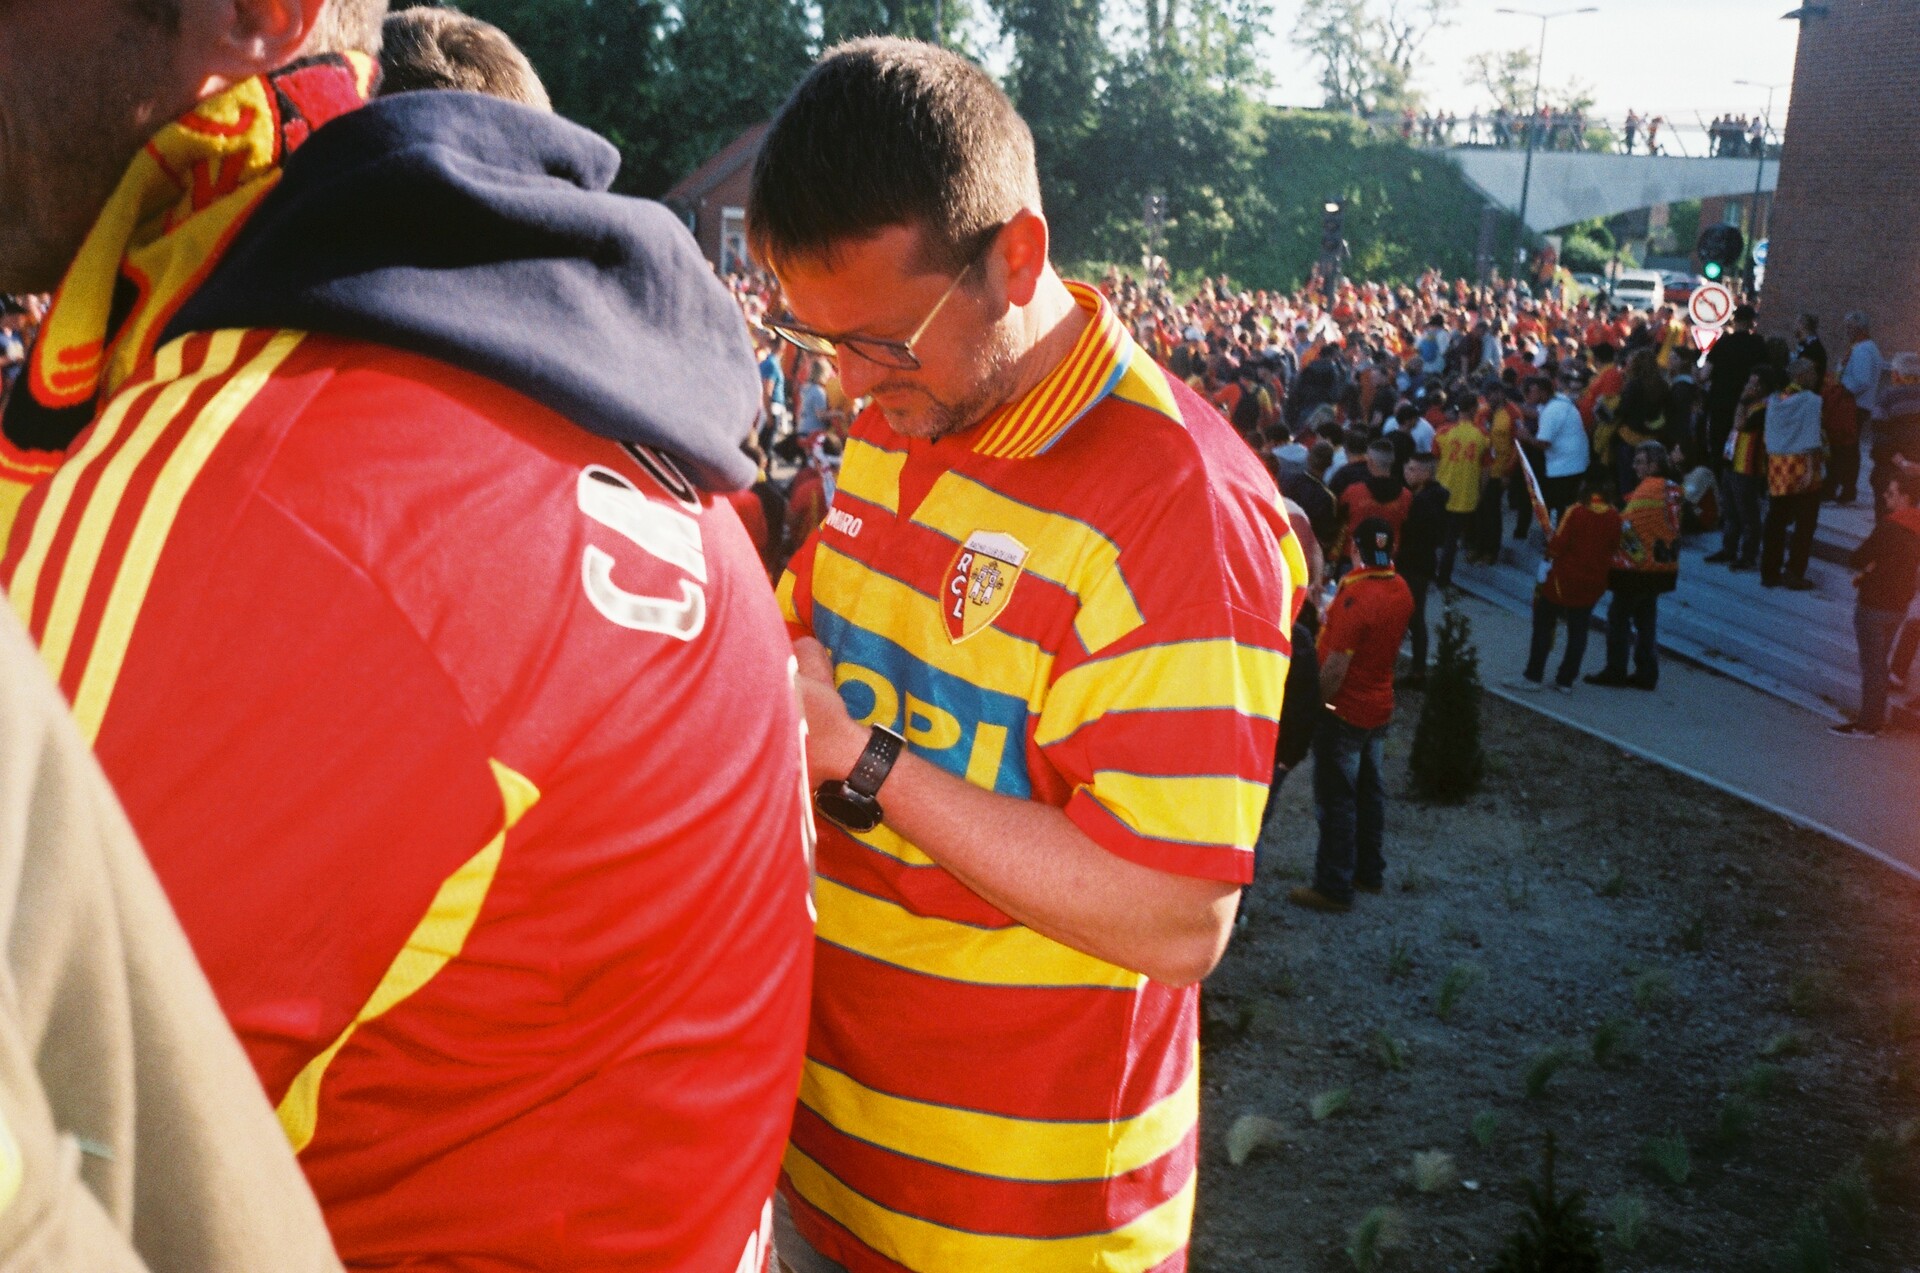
[1444,591,1920,880]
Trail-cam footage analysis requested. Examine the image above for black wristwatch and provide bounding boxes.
[813,725,906,833]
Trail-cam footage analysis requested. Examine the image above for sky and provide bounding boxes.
[1257,0,1803,138]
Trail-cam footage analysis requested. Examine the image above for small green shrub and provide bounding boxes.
[1370,1029,1411,1072]
[1632,968,1674,1012]
[1711,1094,1757,1152]
[1598,865,1625,898]
[1385,937,1414,981]
[1273,963,1300,999]
[1524,1045,1574,1099]
[1740,1062,1785,1100]
[1489,1133,1603,1273]
[1408,604,1485,801]
[1823,1160,1875,1240]
[1310,1086,1352,1121]
[1591,1015,1643,1070]
[1411,1149,1456,1193]
[1346,1205,1403,1273]
[1788,968,1842,1017]
[1435,962,1484,1021]
[1778,1207,1832,1273]
[1606,1194,1649,1251]
[1761,1029,1813,1058]
[1471,1109,1501,1148]
[1643,1130,1691,1186]
[1678,909,1708,952]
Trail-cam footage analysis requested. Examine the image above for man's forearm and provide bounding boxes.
[874,752,1240,987]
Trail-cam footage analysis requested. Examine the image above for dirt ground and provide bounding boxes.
[1193,689,1920,1272]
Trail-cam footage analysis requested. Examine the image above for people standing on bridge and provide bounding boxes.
[1833,470,1920,739]
[1624,109,1640,154]
[1760,358,1826,591]
[1645,115,1664,155]
[1841,310,1885,507]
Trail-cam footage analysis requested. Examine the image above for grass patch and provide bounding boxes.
[1398,864,1429,893]
[1385,937,1415,981]
[1501,874,1533,911]
[1678,909,1709,952]
[1777,1207,1832,1273]
[1370,1029,1411,1072]
[1410,1149,1456,1193]
[1345,1206,1403,1273]
[1434,962,1484,1021]
[1523,1045,1575,1099]
[1739,1061,1785,1099]
[1598,865,1625,898]
[1710,1093,1758,1153]
[1591,1015,1643,1070]
[1471,1109,1501,1148]
[1605,1194,1649,1251]
[1761,1028,1813,1058]
[1310,1086,1352,1121]
[1787,968,1842,1017]
[1642,1129,1691,1187]
[1822,1160,1875,1241]
[1631,967,1674,1012]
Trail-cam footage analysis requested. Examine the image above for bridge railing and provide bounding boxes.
[1349,111,1781,161]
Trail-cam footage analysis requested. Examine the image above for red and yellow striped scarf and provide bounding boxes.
[0,54,375,542]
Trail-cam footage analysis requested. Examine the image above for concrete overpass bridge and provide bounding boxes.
[1446,149,1779,233]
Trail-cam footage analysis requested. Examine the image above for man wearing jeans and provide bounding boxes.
[1292,519,1414,914]
[1834,471,1920,738]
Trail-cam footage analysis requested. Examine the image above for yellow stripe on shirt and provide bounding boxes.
[784,1145,1195,1273]
[814,876,1144,990]
[1084,771,1271,850]
[799,1050,1197,1184]
[1036,639,1287,747]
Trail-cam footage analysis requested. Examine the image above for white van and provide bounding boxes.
[1608,269,1665,311]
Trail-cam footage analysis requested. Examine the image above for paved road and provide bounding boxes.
[1445,591,1920,881]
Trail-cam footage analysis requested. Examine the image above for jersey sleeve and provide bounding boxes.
[1033,471,1294,885]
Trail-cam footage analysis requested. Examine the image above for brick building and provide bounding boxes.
[662,123,768,275]
[1762,0,1920,355]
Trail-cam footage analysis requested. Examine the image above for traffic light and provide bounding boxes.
[1322,201,1346,257]
[1697,223,1745,282]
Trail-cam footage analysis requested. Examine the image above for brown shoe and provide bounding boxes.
[1288,886,1352,913]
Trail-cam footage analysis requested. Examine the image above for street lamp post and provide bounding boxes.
[1733,79,1785,245]
[1494,6,1599,275]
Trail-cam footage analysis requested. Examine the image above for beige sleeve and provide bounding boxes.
[0,602,341,1273]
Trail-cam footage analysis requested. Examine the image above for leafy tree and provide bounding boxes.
[1295,0,1455,115]
[1467,45,1534,116]
[995,0,1106,226]
[456,0,677,193]
[819,0,969,47]
[654,0,814,185]
[1408,601,1484,801]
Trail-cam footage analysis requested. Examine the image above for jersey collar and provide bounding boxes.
[970,280,1132,460]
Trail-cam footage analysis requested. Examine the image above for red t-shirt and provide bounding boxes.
[1321,567,1415,728]
[1543,496,1623,608]
[1340,480,1413,541]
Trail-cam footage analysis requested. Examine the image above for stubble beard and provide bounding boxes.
[878,321,1027,443]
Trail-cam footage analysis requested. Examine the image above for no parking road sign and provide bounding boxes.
[1688,281,1735,329]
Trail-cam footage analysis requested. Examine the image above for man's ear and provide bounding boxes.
[186,0,328,95]
[995,209,1050,309]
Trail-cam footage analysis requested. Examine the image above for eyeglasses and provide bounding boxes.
[762,232,998,372]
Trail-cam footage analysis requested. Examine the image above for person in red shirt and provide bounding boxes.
[1339,439,1413,546]
[1512,476,1622,690]
[1292,518,1415,913]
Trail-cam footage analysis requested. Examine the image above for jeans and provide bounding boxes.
[1719,470,1763,564]
[1761,488,1820,582]
[1604,587,1661,684]
[1312,715,1388,903]
[1827,423,1861,502]
[1437,511,1474,584]
[1475,476,1508,558]
[1525,597,1594,686]
[1403,571,1432,673]
[1855,604,1903,730]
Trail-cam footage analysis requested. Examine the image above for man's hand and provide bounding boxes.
[793,636,867,781]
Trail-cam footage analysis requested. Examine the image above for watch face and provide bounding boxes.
[814,782,883,833]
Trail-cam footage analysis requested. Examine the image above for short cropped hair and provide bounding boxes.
[309,0,388,55]
[747,37,1041,274]
[380,6,550,109]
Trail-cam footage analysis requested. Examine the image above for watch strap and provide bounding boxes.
[845,726,905,798]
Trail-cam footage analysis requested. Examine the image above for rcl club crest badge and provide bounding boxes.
[943,530,1030,643]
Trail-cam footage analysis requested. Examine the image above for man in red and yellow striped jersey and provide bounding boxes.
[751,38,1301,1273]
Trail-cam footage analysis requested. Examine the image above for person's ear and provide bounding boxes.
[994,209,1051,309]
[185,0,327,96]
